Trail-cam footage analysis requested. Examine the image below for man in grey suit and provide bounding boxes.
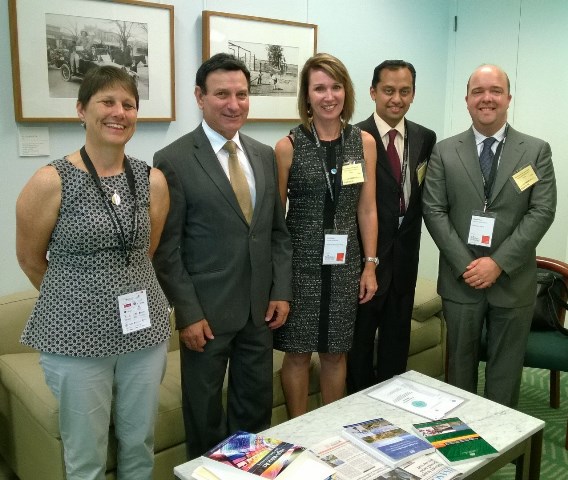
[423,64,556,407]
[153,53,292,458]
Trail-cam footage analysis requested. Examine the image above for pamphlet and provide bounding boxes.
[341,418,434,467]
[367,377,465,420]
[311,436,461,480]
[413,417,498,464]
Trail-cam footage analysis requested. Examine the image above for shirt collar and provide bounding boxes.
[373,112,405,139]
[472,123,507,147]
[201,120,243,154]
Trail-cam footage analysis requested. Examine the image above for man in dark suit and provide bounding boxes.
[153,53,292,458]
[422,64,556,407]
[347,60,436,392]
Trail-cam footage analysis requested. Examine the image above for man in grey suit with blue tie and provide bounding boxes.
[153,53,292,458]
[423,64,556,407]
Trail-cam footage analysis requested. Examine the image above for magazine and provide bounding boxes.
[201,431,334,480]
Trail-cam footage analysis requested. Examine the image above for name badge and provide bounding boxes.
[417,161,427,186]
[322,232,348,265]
[467,211,496,247]
[118,289,151,334]
[512,164,539,192]
[342,163,365,185]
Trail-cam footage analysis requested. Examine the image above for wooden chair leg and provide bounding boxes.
[550,370,560,409]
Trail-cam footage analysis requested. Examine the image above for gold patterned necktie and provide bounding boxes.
[223,140,253,224]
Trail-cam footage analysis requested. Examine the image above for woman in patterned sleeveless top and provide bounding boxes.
[273,53,378,418]
[16,66,171,479]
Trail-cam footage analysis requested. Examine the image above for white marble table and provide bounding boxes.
[174,370,544,480]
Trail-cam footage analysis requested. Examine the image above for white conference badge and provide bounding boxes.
[322,231,348,265]
[467,211,496,247]
[118,289,151,334]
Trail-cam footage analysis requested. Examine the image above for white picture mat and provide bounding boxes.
[12,0,172,120]
[207,15,316,121]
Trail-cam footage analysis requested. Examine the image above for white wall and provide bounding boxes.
[0,0,450,296]
[2,0,565,296]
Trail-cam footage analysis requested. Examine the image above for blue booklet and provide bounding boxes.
[342,418,434,467]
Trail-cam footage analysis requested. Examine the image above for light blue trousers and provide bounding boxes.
[40,341,168,480]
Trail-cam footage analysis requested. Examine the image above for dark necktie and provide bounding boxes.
[387,129,405,214]
[386,129,401,183]
[223,141,253,224]
[479,137,497,180]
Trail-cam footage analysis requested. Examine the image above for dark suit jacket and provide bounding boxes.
[422,126,556,307]
[152,125,293,334]
[357,115,436,295]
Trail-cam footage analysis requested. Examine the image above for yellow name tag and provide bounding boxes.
[512,165,538,192]
[417,162,427,186]
[342,163,365,185]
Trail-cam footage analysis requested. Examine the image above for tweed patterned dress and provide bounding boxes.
[21,156,171,357]
[273,124,364,353]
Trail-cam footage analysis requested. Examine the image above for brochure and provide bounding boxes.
[311,436,461,480]
[341,418,434,467]
[413,417,498,464]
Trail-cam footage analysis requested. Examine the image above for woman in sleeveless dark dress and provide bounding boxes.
[16,66,170,479]
[273,54,378,417]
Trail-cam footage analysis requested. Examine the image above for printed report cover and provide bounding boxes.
[341,418,434,467]
[413,417,498,464]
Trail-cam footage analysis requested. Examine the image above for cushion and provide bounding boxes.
[412,278,442,322]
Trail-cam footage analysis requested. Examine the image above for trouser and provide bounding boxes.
[180,316,273,460]
[40,341,168,480]
[443,299,533,407]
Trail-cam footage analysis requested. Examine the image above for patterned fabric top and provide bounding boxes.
[273,124,364,353]
[21,156,171,357]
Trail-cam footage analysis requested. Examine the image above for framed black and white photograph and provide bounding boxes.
[203,11,317,122]
[8,0,175,122]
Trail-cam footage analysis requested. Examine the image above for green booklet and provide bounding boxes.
[412,417,498,464]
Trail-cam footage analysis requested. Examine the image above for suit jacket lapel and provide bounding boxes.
[241,136,264,227]
[491,127,526,202]
[193,126,248,223]
[406,120,422,186]
[363,115,397,183]
[456,128,485,201]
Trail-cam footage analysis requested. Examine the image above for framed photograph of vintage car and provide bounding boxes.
[8,0,175,122]
[202,11,317,122]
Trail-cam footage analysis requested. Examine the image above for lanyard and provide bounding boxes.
[398,123,410,213]
[79,146,138,265]
[311,122,345,204]
[482,124,509,211]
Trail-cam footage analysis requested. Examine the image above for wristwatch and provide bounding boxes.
[363,256,380,265]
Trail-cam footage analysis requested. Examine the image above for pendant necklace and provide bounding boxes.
[99,178,121,205]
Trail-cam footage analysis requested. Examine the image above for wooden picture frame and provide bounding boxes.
[8,0,175,122]
[202,11,317,122]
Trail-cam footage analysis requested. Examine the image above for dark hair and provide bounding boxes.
[298,53,355,128]
[77,65,139,110]
[371,60,416,92]
[195,53,251,93]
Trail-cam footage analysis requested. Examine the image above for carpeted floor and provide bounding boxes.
[476,364,568,479]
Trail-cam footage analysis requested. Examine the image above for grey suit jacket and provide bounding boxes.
[422,126,556,307]
[152,125,292,333]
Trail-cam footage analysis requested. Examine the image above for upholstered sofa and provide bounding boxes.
[0,278,444,479]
